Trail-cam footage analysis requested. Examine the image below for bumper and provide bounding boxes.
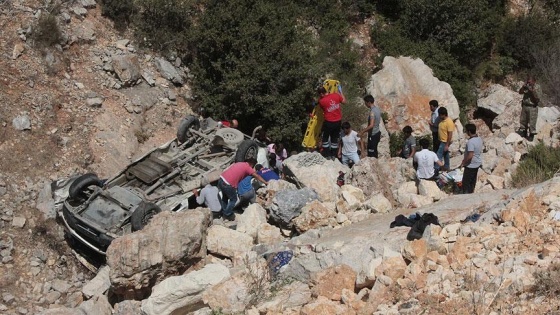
[60,206,113,255]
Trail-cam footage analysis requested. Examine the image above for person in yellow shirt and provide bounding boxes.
[436,107,454,171]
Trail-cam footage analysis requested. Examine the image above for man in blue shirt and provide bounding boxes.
[235,164,279,210]
[256,164,280,181]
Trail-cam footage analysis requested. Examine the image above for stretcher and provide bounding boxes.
[302,79,340,150]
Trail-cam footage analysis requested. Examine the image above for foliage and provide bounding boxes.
[497,13,560,70]
[381,111,389,124]
[474,56,517,82]
[99,0,136,31]
[187,0,366,147]
[397,0,501,67]
[532,38,560,105]
[389,130,431,158]
[31,13,62,48]
[389,132,404,157]
[187,0,315,145]
[132,0,200,56]
[511,143,560,188]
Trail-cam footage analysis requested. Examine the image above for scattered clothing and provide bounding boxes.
[266,250,294,276]
[337,171,345,187]
[461,213,481,223]
[390,212,441,241]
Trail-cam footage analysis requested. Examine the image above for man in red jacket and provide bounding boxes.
[317,86,346,159]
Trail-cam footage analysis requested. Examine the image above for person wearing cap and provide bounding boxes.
[218,158,268,221]
[192,176,222,217]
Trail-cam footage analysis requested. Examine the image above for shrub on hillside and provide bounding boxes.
[397,0,501,67]
[497,13,560,70]
[31,13,62,48]
[133,0,198,55]
[187,0,366,146]
[389,132,431,158]
[532,38,560,106]
[99,0,135,31]
[511,143,560,188]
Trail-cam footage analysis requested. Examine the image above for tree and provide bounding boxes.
[398,0,501,66]
[188,0,319,143]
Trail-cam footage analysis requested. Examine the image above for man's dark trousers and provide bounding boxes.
[462,166,479,194]
[367,131,381,158]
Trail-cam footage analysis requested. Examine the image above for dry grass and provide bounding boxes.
[532,263,560,298]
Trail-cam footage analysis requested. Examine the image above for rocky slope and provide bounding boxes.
[1,1,559,315]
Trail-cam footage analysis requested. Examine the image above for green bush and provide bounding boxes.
[31,13,62,48]
[133,0,198,55]
[511,143,560,188]
[389,132,431,157]
[497,14,560,70]
[99,0,136,31]
[389,132,404,157]
[398,0,501,67]
[186,0,366,147]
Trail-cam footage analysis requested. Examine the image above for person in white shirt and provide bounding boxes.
[413,138,443,180]
[192,176,222,217]
[337,122,362,167]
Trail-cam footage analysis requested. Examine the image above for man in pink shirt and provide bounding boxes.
[218,158,268,221]
[317,86,346,159]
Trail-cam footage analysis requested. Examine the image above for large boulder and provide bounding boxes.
[310,264,357,301]
[106,209,211,298]
[477,84,519,117]
[282,152,346,202]
[155,57,184,85]
[256,281,312,313]
[537,106,560,133]
[478,83,560,134]
[82,265,110,298]
[206,225,254,260]
[112,55,141,86]
[237,203,268,240]
[367,56,460,135]
[141,264,230,315]
[293,200,336,233]
[40,295,112,315]
[268,187,319,228]
[349,157,414,202]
